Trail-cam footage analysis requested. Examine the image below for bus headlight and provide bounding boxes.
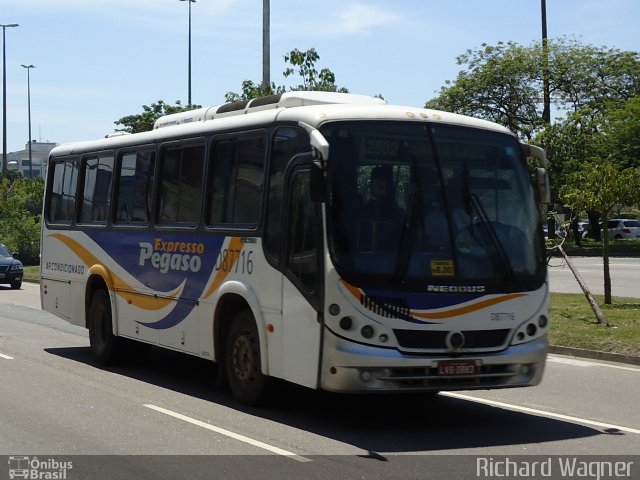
[512,316,548,345]
[361,325,375,339]
[339,316,353,331]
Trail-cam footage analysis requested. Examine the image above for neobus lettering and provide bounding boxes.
[427,285,486,293]
[138,242,202,274]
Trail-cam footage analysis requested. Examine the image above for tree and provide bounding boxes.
[225,48,348,102]
[114,100,202,134]
[0,176,44,264]
[426,38,640,141]
[224,80,285,103]
[536,95,640,234]
[560,162,640,306]
[282,48,349,93]
[535,109,607,206]
[602,95,640,169]
[426,41,542,140]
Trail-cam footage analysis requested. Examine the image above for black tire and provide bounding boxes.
[225,310,269,406]
[88,289,123,365]
[10,280,21,289]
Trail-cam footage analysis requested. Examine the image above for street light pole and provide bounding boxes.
[2,23,19,178]
[180,0,196,105]
[541,0,551,125]
[21,64,34,179]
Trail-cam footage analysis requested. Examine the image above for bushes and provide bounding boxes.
[0,176,43,265]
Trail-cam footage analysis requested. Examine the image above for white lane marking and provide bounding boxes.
[0,352,14,360]
[548,354,640,372]
[144,404,311,462]
[441,392,640,435]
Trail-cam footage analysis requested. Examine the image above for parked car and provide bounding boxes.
[0,243,23,289]
[577,220,590,239]
[604,219,640,239]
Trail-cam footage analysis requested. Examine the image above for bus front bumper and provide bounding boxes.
[320,330,547,393]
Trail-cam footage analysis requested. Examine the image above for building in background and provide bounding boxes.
[7,140,58,179]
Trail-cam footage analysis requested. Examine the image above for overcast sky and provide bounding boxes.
[2,0,639,152]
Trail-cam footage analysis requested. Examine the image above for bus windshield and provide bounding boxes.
[323,121,546,291]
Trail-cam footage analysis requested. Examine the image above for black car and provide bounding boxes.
[0,243,23,289]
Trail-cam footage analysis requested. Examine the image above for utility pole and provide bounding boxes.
[2,23,19,178]
[22,64,35,179]
[262,0,270,92]
[180,0,196,105]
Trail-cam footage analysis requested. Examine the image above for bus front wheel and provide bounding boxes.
[88,289,123,365]
[225,310,269,406]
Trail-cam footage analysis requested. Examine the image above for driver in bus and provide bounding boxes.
[359,165,405,251]
[362,165,404,225]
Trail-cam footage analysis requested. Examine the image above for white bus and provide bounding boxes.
[41,92,550,405]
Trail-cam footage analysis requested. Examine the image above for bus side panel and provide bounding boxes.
[158,300,200,352]
[40,231,87,325]
[41,277,72,321]
[114,291,159,345]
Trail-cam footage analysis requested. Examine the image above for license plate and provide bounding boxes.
[437,360,477,376]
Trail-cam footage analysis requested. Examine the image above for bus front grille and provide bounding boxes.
[393,328,511,351]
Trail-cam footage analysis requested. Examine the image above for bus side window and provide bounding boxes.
[47,158,78,224]
[79,153,114,225]
[207,132,266,228]
[115,150,155,224]
[157,143,205,225]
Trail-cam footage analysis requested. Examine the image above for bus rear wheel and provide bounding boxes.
[88,289,123,365]
[225,310,269,406]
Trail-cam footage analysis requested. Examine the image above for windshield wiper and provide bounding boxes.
[393,158,425,283]
[465,191,516,281]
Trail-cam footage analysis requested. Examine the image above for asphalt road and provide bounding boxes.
[548,256,640,298]
[1,284,639,480]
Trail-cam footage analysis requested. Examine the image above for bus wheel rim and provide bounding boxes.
[232,333,256,383]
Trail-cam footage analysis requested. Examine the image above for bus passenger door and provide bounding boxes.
[281,166,323,389]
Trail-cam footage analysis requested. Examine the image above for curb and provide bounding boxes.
[549,345,640,366]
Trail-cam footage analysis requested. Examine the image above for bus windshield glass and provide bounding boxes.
[323,121,546,290]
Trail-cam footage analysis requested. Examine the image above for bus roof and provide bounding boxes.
[49,91,513,157]
[152,91,387,129]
